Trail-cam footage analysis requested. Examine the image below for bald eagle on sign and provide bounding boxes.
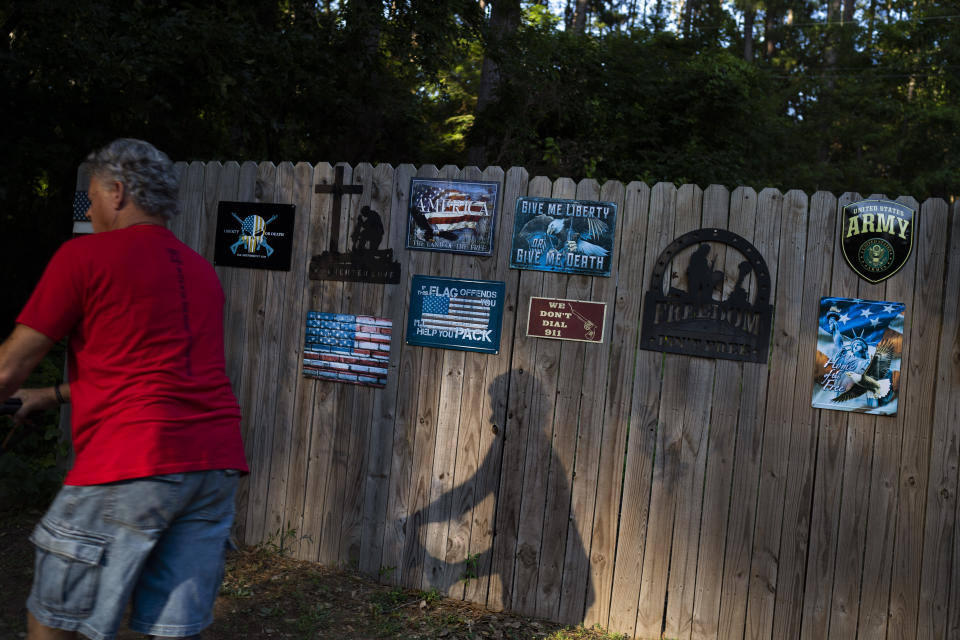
[832,339,895,403]
[546,216,610,257]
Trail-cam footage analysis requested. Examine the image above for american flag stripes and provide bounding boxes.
[421,294,492,332]
[303,311,392,388]
[415,184,491,232]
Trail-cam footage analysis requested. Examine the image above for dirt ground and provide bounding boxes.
[0,510,624,640]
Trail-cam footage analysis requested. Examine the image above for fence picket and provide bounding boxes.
[585,180,650,631]
[920,200,960,639]
[887,196,949,639]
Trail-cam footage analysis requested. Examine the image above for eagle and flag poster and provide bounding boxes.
[302,311,392,388]
[509,196,617,277]
[812,296,906,415]
[405,275,506,354]
[405,178,499,255]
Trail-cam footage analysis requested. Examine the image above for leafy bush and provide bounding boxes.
[0,341,67,513]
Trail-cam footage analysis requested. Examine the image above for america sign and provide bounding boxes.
[405,178,499,256]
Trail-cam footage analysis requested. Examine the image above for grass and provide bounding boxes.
[1,509,629,639]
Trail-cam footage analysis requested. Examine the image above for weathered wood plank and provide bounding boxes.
[634,182,688,639]
[280,161,323,562]
[536,178,599,623]
[887,196,949,640]
[167,161,190,242]
[211,161,243,397]
[258,162,315,549]
[399,164,453,589]
[519,177,579,619]
[922,200,960,639]
[943,202,960,639]
[461,165,524,607]
[855,196,920,640]
[219,164,258,537]
[686,185,741,640]
[318,162,366,566]
[798,192,861,640]
[556,178,615,624]
[233,162,278,545]
[421,165,484,592]
[487,174,553,612]
[380,164,432,585]
[718,188,804,640]
[509,176,577,617]
[243,164,293,545]
[692,185,776,640]
[333,162,395,569]
[584,180,650,631]
[175,162,205,253]
[660,184,716,640]
[359,162,416,576]
[764,191,836,640]
[609,181,676,638]
[425,167,513,598]
[295,162,344,561]
[197,162,222,263]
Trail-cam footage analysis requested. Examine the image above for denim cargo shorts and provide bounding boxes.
[27,469,240,640]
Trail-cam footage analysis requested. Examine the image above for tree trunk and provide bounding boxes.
[743,6,755,62]
[572,0,589,33]
[466,0,522,166]
[763,4,780,59]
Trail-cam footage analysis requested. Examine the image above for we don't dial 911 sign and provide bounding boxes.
[527,297,607,343]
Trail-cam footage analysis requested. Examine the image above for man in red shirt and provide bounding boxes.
[0,138,248,640]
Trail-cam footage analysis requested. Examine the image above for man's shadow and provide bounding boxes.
[403,370,594,624]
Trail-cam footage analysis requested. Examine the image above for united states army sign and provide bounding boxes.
[841,199,915,284]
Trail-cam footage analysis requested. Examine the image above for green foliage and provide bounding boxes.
[460,552,480,586]
[470,28,792,188]
[5,0,960,332]
[0,342,68,512]
[259,522,299,556]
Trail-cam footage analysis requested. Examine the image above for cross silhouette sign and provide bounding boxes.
[315,165,364,253]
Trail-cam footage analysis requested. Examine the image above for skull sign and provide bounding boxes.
[230,213,278,256]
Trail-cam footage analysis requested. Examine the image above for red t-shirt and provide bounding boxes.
[17,225,248,485]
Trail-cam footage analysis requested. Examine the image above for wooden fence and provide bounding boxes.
[75,161,960,639]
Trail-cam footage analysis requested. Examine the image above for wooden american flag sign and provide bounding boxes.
[303,311,392,388]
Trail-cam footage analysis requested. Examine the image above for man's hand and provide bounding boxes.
[9,387,61,425]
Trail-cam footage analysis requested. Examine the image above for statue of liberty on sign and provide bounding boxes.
[812,296,905,415]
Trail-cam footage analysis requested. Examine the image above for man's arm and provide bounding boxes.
[0,324,55,401]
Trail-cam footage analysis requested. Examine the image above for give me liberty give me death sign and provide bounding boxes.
[510,197,617,277]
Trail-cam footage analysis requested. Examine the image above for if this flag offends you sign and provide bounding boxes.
[405,275,506,353]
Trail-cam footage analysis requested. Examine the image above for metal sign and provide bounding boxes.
[214,201,296,271]
[509,197,617,277]
[526,297,606,343]
[309,205,401,284]
[639,228,773,363]
[405,178,499,255]
[406,275,506,353]
[811,296,905,415]
[303,311,392,388]
[840,199,915,283]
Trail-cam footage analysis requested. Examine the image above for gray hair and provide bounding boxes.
[86,138,180,219]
